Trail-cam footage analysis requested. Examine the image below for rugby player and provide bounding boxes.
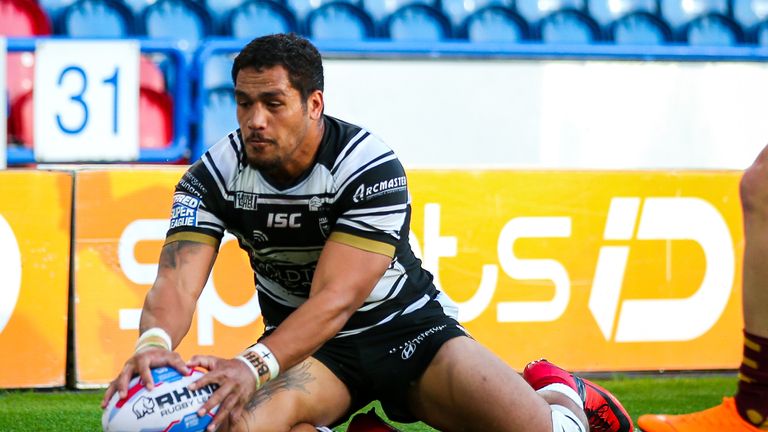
[102,33,632,432]
[639,146,768,432]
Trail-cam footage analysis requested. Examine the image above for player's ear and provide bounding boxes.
[308,90,324,120]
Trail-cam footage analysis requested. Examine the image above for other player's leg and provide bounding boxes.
[638,145,768,432]
[408,336,588,432]
[523,359,633,432]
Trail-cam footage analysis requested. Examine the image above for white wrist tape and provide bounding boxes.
[135,327,172,352]
[236,343,280,389]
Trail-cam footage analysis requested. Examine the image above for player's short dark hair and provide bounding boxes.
[232,33,324,102]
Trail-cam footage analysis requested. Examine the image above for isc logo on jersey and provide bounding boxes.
[103,367,219,432]
[170,194,200,229]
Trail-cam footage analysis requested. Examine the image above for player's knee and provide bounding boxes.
[550,405,587,432]
[741,160,768,215]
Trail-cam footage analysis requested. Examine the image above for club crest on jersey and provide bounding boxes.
[352,176,407,203]
[319,216,330,238]
[235,191,258,211]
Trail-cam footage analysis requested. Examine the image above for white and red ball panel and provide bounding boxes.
[103,367,219,432]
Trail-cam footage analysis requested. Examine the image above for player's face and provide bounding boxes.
[234,66,323,179]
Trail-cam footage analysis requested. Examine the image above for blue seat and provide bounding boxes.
[660,0,726,31]
[141,0,212,51]
[685,13,742,45]
[362,0,434,25]
[206,0,245,29]
[538,9,600,43]
[758,20,768,44]
[733,0,768,34]
[123,0,151,15]
[587,0,656,27]
[202,53,235,90]
[286,0,337,22]
[462,6,527,41]
[385,4,451,40]
[306,2,374,39]
[227,0,297,38]
[441,0,509,27]
[611,11,671,44]
[516,0,583,24]
[200,86,238,159]
[38,0,76,22]
[58,0,134,37]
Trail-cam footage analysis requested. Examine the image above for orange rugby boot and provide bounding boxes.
[637,397,765,432]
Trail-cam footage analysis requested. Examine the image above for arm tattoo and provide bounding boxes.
[245,361,316,412]
[158,241,202,270]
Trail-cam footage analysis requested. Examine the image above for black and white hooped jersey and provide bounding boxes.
[165,115,441,337]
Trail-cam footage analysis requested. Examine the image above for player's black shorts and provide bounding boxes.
[311,298,470,423]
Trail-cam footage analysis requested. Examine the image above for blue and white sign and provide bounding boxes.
[34,40,139,162]
[0,38,6,169]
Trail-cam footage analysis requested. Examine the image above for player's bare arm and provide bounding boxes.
[188,239,391,429]
[101,240,218,407]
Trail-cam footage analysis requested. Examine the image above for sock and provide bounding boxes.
[736,330,768,427]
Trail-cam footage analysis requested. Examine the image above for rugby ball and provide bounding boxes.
[102,367,219,432]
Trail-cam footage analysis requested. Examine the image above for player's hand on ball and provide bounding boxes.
[101,347,190,409]
[187,355,258,431]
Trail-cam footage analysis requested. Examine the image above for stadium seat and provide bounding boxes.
[8,86,173,150]
[0,0,52,36]
[659,0,726,31]
[611,11,671,44]
[362,0,435,25]
[58,0,135,37]
[140,88,174,149]
[385,4,451,40]
[122,0,151,15]
[685,13,743,45]
[226,0,297,39]
[201,86,238,158]
[8,90,33,149]
[441,0,509,27]
[758,20,768,44]
[306,2,374,40]
[38,0,75,22]
[141,0,212,51]
[6,52,35,108]
[733,0,768,36]
[285,0,334,22]
[587,0,656,27]
[516,0,583,25]
[140,55,167,93]
[206,0,245,30]
[202,53,235,90]
[538,9,600,43]
[462,6,527,41]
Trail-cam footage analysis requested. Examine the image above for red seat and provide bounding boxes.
[140,55,166,93]
[0,0,52,36]
[9,87,174,151]
[6,52,35,107]
[139,87,173,149]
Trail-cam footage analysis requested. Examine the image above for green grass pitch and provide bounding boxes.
[0,374,736,431]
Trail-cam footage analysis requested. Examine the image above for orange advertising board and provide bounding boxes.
[407,170,744,372]
[0,171,71,388]
[75,169,263,386]
[75,169,744,386]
